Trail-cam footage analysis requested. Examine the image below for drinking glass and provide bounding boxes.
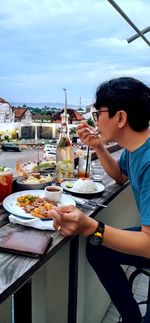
[0,167,13,202]
[91,162,105,181]
[78,151,91,179]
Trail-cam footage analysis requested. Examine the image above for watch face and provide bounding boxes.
[89,235,101,246]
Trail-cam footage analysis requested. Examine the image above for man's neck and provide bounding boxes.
[117,128,150,152]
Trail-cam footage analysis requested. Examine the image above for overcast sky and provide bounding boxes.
[0,0,149,106]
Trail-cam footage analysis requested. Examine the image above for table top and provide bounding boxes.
[0,155,129,304]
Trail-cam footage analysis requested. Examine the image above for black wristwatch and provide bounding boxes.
[88,221,105,246]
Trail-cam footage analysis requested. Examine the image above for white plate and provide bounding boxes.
[61,181,105,195]
[3,190,76,219]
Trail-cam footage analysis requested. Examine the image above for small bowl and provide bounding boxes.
[16,176,53,191]
[44,185,63,202]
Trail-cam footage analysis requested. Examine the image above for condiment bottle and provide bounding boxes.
[56,112,74,183]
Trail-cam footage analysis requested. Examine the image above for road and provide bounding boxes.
[0,149,45,175]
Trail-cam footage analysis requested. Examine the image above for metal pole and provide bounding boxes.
[62,88,68,121]
[127,26,150,43]
[107,0,150,46]
[79,96,81,110]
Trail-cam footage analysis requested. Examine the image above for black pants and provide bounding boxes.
[86,227,150,323]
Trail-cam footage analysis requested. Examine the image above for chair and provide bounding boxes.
[118,267,150,323]
[128,267,150,319]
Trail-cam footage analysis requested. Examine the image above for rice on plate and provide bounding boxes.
[73,179,99,193]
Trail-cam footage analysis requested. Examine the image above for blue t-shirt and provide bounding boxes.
[118,138,150,225]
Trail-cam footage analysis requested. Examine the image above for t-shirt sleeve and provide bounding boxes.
[118,150,128,176]
[139,164,150,225]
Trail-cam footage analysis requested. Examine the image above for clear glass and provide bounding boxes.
[0,167,13,202]
[78,151,91,179]
[91,162,104,181]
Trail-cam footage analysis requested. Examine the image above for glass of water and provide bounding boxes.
[91,162,105,181]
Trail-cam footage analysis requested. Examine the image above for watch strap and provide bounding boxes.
[88,221,105,246]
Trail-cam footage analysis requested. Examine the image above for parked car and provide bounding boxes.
[44,150,56,161]
[49,139,57,144]
[44,144,53,152]
[1,143,21,152]
[44,144,56,153]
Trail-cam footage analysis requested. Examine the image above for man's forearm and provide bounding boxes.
[103,225,150,259]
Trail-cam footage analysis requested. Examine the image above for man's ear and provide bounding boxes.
[117,110,127,128]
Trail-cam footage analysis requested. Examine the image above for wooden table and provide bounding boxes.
[0,155,130,323]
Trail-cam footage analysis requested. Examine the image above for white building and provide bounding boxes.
[0,97,32,123]
[0,98,83,140]
[0,98,14,123]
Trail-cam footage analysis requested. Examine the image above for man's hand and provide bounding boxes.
[76,121,103,150]
[48,205,98,236]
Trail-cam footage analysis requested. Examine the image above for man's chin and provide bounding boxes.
[101,136,109,145]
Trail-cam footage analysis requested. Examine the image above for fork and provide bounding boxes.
[85,128,100,136]
[85,200,107,208]
[70,196,107,209]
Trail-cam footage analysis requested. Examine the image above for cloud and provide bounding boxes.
[84,37,128,48]
[0,0,149,104]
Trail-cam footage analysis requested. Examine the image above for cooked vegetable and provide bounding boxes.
[17,194,57,218]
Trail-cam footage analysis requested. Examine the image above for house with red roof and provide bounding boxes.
[0,99,84,140]
[12,107,32,123]
[0,97,32,123]
[52,108,84,124]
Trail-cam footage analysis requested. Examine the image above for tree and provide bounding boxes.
[87,117,95,128]
[70,127,77,136]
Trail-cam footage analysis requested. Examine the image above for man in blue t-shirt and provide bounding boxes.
[49,77,150,323]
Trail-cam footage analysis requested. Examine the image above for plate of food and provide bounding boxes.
[16,160,56,176]
[3,190,75,220]
[32,161,56,172]
[61,179,105,195]
[16,173,53,190]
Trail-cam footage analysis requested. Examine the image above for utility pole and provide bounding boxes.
[79,96,81,110]
[62,88,68,122]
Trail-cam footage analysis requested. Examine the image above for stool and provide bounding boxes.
[128,267,150,309]
[118,268,150,322]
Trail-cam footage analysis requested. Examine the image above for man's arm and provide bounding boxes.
[95,143,128,184]
[49,206,150,259]
[77,121,128,184]
[102,224,150,258]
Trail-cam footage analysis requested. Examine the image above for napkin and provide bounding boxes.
[9,214,55,231]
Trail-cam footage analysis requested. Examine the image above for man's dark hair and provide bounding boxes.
[94,77,150,131]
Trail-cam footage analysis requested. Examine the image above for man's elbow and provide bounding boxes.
[115,175,128,185]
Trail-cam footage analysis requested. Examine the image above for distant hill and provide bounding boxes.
[11,102,86,110]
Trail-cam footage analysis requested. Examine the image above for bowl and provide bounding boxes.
[16,175,53,191]
[44,185,63,202]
